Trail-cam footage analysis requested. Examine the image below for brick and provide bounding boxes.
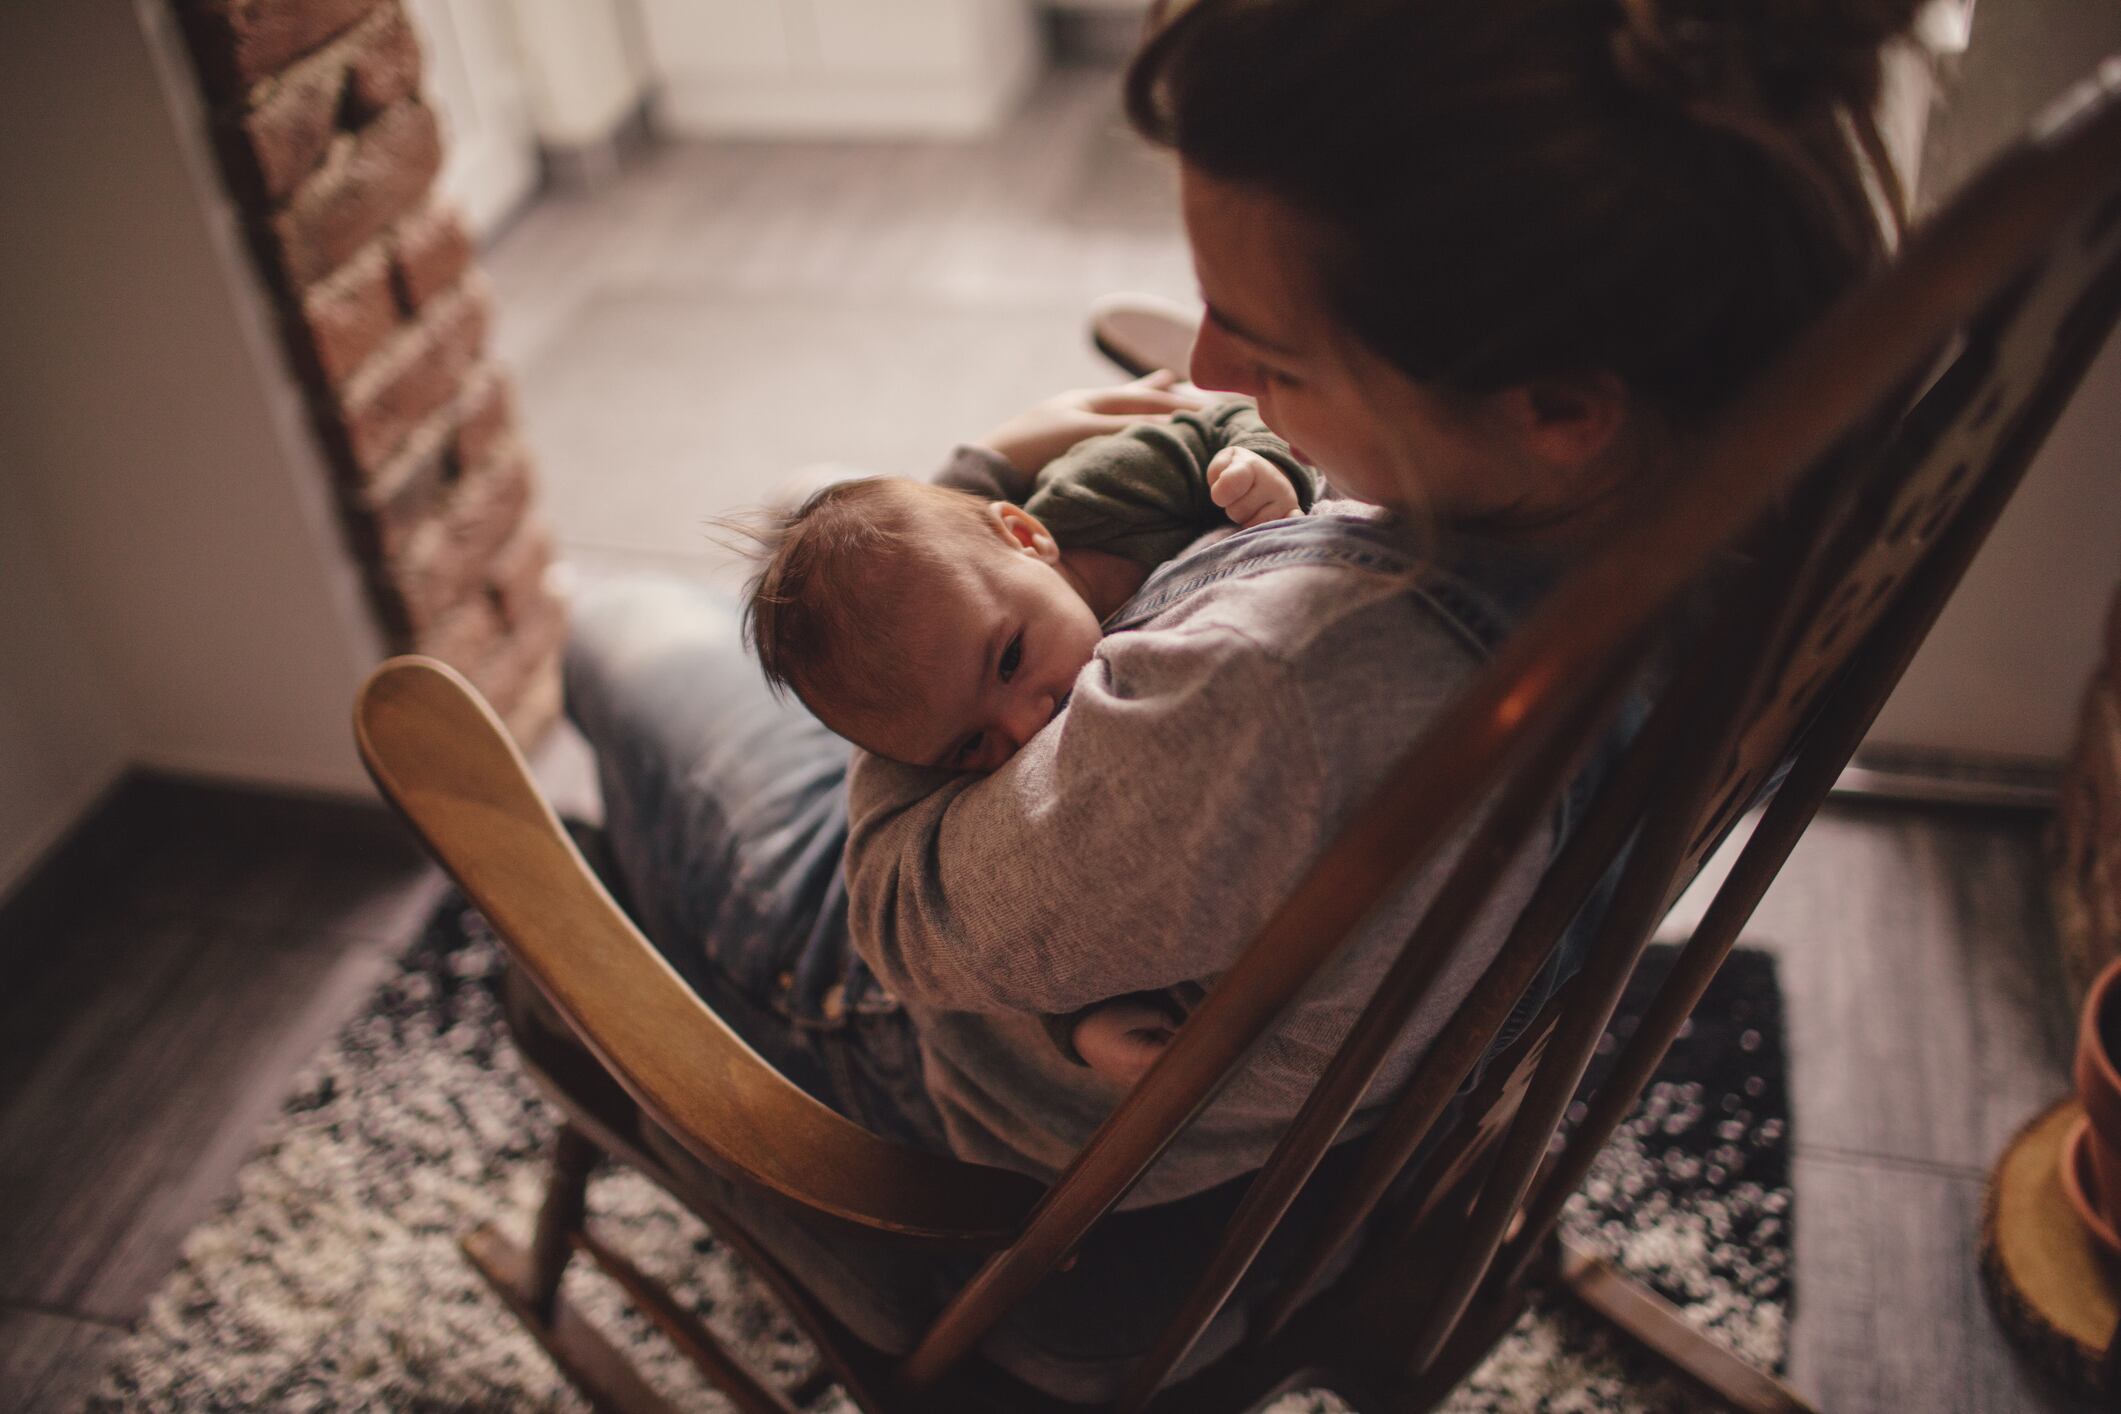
[344,6,423,124]
[450,369,511,471]
[487,515,555,629]
[390,204,474,313]
[417,592,508,678]
[339,365,510,562]
[474,592,567,722]
[347,407,456,559]
[298,244,397,385]
[499,651,564,750]
[446,448,535,571]
[179,0,383,93]
[373,447,531,634]
[230,53,343,201]
[219,5,420,203]
[269,99,442,288]
[413,577,563,737]
[335,285,487,473]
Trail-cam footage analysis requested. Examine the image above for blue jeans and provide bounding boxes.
[562,578,945,1149]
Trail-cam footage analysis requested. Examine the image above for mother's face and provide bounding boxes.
[1179,164,1504,515]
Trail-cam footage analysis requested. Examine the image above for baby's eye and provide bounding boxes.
[998,633,1023,683]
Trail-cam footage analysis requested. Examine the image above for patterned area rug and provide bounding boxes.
[89,898,1792,1412]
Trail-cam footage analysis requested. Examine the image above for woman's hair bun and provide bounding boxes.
[1611,0,1928,122]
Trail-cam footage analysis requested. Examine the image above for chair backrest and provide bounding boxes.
[896,57,2121,1408]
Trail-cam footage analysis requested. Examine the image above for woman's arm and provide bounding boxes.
[1025,400,1321,568]
[972,371,1217,483]
[843,624,1327,1015]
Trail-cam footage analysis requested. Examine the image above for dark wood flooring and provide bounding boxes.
[0,774,449,1412]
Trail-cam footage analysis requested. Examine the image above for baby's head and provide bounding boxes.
[743,477,1103,771]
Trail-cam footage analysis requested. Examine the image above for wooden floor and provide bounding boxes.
[5,36,2118,1414]
[0,774,450,1411]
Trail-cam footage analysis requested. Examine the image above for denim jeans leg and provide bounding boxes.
[561,575,932,1128]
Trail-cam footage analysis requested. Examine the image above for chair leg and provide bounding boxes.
[530,1123,599,1321]
[465,1122,811,1414]
[464,1224,682,1414]
[1556,1236,1817,1414]
[464,1123,680,1414]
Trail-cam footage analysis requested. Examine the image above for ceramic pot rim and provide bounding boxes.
[2061,1113,2121,1258]
[2081,956,2121,1102]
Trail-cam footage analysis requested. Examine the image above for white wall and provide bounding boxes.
[1867,325,2121,761]
[639,0,1042,138]
[0,1,388,895]
[406,0,540,239]
[0,475,132,893]
[504,0,650,149]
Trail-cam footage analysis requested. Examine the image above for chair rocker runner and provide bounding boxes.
[354,60,2121,1414]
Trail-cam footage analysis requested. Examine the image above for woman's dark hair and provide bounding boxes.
[1127,0,1927,419]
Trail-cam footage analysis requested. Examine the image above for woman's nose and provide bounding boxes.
[1189,320,1254,396]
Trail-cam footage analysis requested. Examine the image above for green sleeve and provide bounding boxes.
[1023,400,1321,568]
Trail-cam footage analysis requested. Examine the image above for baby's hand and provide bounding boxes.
[1206,447,1302,528]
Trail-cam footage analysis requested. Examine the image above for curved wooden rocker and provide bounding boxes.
[356,59,2121,1414]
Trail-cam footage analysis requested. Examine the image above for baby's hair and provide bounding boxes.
[729,477,997,726]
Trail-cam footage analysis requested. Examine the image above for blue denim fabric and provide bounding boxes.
[562,581,942,1149]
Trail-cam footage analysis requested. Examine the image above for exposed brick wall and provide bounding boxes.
[2053,588,2121,1009]
[171,0,563,745]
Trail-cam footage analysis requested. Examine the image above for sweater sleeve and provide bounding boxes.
[843,624,1327,1015]
[1022,401,1321,568]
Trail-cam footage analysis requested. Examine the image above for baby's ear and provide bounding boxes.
[988,502,1060,563]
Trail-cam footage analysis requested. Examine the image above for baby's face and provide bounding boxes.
[845,522,1104,772]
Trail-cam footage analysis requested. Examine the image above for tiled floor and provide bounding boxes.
[483,61,1197,591]
[6,29,2120,1414]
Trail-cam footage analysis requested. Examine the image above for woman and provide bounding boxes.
[563,0,1926,1389]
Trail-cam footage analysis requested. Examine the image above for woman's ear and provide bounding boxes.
[1497,373,1628,474]
[988,502,1061,563]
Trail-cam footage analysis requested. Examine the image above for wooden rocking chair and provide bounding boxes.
[354,61,2121,1414]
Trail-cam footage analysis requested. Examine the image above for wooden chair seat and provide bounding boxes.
[497,937,1384,1405]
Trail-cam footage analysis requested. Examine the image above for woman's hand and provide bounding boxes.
[977,370,1215,479]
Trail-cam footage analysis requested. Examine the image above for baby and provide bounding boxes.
[741,399,1319,771]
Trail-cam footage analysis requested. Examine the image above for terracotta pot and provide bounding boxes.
[2072,955,2121,1234]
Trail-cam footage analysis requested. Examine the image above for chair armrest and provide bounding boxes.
[354,656,1041,1242]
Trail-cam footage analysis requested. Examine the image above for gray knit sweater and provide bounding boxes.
[844,508,1561,1206]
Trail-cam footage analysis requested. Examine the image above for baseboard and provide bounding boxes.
[134,743,373,800]
[1832,746,2061,810]
[0,764,138,950]
[539,96,659,194]
[0,769,406,971]
[0,757,130,907]
[655,54,1038,140]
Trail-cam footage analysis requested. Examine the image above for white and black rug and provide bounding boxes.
[88,900,1792,1412]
